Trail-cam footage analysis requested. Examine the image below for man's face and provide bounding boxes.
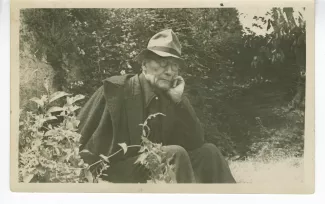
[142,55,181,91]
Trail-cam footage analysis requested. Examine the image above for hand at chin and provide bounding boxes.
[156,81,172,91]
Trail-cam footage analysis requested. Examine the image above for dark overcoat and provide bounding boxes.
[77,74,205,165]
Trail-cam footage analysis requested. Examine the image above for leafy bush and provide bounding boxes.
[19,84,87,183]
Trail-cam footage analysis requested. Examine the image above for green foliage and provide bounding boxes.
[20,8,244,94]
[19,83,87,183]
[137,113,176,183]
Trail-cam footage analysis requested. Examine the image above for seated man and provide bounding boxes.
[77,29,236,183]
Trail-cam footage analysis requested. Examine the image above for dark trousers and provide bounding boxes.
[102,143,236,183]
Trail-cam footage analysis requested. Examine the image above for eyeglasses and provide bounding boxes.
[154,58,180,71]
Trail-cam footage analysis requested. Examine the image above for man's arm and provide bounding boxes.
[172,95,205,151]
[165,76,204,150]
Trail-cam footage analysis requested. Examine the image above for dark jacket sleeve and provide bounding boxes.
[77,86,114,165]
[172,95,204,151]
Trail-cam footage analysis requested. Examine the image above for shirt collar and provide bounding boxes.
[139,73,157,108]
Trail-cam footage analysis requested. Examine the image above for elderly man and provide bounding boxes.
[77,29,236,183]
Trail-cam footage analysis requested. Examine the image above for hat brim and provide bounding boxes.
[148,49,183,59]
[134,49,184,62]
[133,49,186,69]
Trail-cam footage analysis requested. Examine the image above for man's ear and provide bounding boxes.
[141,61,147,73]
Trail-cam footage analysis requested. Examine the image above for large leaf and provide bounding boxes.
[23,173,35,183]
[71,94,85,104]
[73,119,80,128]
[118,143,128,154]
[45,129,57,136]
[44,116,57,122]
[138,146,147,153]
[47,106,65,113]
[66,97,73,105]
[65,121,73,130]
[49,91,71,103]
[134,153,148,165]
[30,97,44,107]
[79,149,97,164]
[70,105,81,112]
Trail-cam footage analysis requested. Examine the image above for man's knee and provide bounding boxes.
[163,145,188,155]
[196,143,229,165]
[200,143,220,157]
[193,143,236,183]
[162,145,190,160]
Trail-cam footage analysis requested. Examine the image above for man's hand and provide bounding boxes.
[167,76,185,104]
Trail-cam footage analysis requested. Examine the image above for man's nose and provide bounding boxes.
[164,65,173,76]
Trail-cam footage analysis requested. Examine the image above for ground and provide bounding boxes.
[229,156,304,183]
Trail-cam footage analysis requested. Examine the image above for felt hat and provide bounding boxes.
[134,29,184,62]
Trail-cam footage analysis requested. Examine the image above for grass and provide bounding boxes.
[229,156,304,184]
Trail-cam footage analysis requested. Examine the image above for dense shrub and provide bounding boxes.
[19,84,87,183]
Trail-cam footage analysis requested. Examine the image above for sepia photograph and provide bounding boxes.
[10,0,315,193]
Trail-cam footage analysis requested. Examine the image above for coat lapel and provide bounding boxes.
[124,75,144,145]
[161,96,174,145]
